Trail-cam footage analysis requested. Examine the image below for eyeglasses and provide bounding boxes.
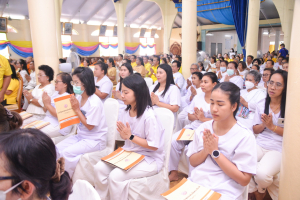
[0,176,16,181]
[267,81,284,89]
[190,68,198,70]
[37,74,46,77]
[70,81,82,86]
[262,74,270,77]
[55,80,63,84]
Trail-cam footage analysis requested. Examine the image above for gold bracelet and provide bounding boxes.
[273,126,277,132]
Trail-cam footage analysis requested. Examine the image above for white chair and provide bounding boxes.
[127,108,174,200]
[68,179,101,200]
[72,98,119,185]
[59,63,72,74]
[178,146,189,175]
[52,125,77,145]
[144,77,153,88]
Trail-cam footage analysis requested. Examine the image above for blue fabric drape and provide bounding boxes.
[229,0,249,60]
[76,45,99,56]
[8,44,33,57]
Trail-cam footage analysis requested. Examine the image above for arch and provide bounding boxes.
[7,24,17,33]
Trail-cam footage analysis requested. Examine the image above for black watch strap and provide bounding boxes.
[129,135,135,140]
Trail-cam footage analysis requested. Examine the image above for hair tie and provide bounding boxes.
[5,108,13,119]
[51,157,65,183]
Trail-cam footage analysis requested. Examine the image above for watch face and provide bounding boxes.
[213,150,219,157]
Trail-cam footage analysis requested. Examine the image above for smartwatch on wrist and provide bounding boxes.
[29,98,33,102]
[129,135,135,140]
[211,150,220,159]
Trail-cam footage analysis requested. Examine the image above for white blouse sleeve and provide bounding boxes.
[176,76,185,89]
[185,87,192,105]
[252,100,264,126]
[100,81,113,95]
[186,125,204,157]
[187,96,197,114]
[144,115,163,148]
[85,103,103,126]
[231,132,257,174]
[169,86,181,106]
[248,90,266,112]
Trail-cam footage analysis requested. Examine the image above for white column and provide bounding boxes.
[279,0,300,199]
[162,0,177,54]
[275,30,280,52]
[245,0,260,58]
[82,24,89,42]
[27,0,59,77]
[182,0,197,79]
[54,0,63,59]
[282,0,295,50]
[114,1,125,55]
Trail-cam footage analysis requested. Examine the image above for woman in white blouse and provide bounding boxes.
[112,63,133,116]
[237,70,266,131]
[177,72,203,131]
[238,61,249,78]
[149,64,181,118]
[57,67,107,177]
[169,72,218,182]
[23,65,55,120]
[188,82,257,199]
[16,59,29,87]
[94,74,165,200]
[94,61,113,103]
[249,70,287,200]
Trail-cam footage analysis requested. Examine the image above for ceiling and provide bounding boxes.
[0,0,280,29]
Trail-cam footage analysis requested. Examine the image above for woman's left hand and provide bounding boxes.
[70,95,80,113]
[24,91,33,101]
[42,92,51,106]
[151,92,159,105]
[190,86,197,96]
[117,121,132,140]
[203,129,219,155]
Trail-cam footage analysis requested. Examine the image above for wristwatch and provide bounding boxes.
[129,135,135,140]
[211,150,220,158]
[29,98,33,102]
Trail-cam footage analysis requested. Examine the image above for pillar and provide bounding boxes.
[54,0,63,59]
[182,0,197,79]
[275,30,280,52]
[114,0,126,55]
[82,24,89,42]
[162,0,177,54]
[27,0,59,78]
[201,29,206,51]
[23,20,31,41]
[245,0,260,58]
[278,0,300,199]
[282,0,294,50]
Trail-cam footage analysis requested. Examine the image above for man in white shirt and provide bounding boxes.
[220,61,244,89]
[172,60,185,95]
[274,56,283,70]
[265,59,274,70]
[246,55,254,69]
[182,63,200,95]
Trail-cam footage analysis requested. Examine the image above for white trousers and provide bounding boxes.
[94,160,158,200]
[169,130,191,172]
[249,144,281,197]
[40,124,63,138]
[56,135,104,177]
[176,108,191,132]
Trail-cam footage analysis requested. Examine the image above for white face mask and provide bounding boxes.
[0,181,23,200]
[245,81,255,89]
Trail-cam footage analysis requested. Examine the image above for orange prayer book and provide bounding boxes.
[19,111,33,120]
[176,129,195,141]
[53,94,80,129]
[22,120,50,129]
[161,178,221,200]
[101,147,145,171]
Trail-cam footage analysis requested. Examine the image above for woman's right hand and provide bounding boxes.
[70,95,80,113]
[42,92,51,106]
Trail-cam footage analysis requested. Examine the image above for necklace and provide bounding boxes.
[271,104,281,113]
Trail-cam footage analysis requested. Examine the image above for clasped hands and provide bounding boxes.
[202,129,219,155]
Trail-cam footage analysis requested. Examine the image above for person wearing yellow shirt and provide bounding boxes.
[143,56,151,77]
[0,54,12,103]
[224,53,230,61]
[130,55,137,68]
[148,55,160,83]
[133,57,147,78]
[2,64,19,106]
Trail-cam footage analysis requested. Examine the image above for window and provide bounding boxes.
[0,33,9,59]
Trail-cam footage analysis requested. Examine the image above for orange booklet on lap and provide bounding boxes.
[101,147,145,171]
[22,120,50,129]
[176,129,195,141]
[19,111,33,120]
[161,178,221,200]
[54,94,80,129]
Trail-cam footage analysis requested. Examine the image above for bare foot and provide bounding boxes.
[169,170,179,182]
[254,191,266,200]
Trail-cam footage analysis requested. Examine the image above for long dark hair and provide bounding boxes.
[108,58,115,67]
[212,82,240,118]
[57,73,74,94]
[152,64,175,97]
[10,65,18,80]
[122,74,152,118]
[264,69,287,118]
[18,59,29,75]
[137,57,144,66]
[0,129,72,200]
[119,63,133,91]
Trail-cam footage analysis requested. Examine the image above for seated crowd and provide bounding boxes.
[0,48,288,200]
